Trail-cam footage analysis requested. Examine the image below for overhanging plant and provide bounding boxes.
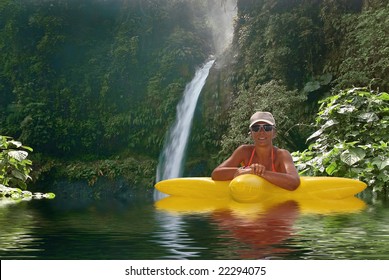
[293,87,389,194]
[0,135,55,199]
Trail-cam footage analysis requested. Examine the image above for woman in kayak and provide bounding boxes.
[211,111,300,191]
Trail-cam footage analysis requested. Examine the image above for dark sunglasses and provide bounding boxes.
[251,124,274,132]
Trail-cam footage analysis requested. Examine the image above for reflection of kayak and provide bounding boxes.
[155,196,367,216]
[228,196,367,216]
[212,200,300,259]
[155,174,367,203]
[155,197,366,259]
[155,197,230,214]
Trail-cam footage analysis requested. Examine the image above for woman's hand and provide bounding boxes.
[234,164,266,178]
[250,163,266,176]
[234,167,251,178]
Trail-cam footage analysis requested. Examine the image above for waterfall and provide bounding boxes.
[156,59,215,182]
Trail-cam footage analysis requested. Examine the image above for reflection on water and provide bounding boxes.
[153,212,206,259]
[1,189,389,260]
[0,198,44,259]
[211,201,299,259]
[154,196,368,259]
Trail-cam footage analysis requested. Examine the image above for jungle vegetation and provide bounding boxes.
[0,0,388,193]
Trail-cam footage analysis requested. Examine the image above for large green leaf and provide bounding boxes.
[325,161,338,175]
[306,129,323,141]
[358,112,379,122]
[378,93,389,101]
[319,73,332,85]
[11,170,28,181]
[9,140,22,148]
[338,105,356,114]
[304,81,320,93]
[8,151,28,161]
[322,119,338,129]
[372,157,389,170]
[340,148,366,166]
[307,119,338,141]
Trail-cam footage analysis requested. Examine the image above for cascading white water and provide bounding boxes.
[153,0,236,260]
[156,59,215,182]
[155,0,236,183]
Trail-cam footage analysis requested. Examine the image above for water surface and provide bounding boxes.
[1,186,388,260]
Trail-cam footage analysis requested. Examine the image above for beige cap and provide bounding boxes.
[249,112,276,127]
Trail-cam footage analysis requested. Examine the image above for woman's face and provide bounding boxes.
[250,121,276,145]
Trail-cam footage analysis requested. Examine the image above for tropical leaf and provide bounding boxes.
[306,129,323,142]
[378,93,389,101]
[9,140,22,148]
[306,119,338,142]
[11,170,28,181]
[325,161,338,175]
[338,105,356,114]
[340,148,366,166]
[21,145,33,152]
[372,157,389,170]
[322,119,338,129]
[8,151,28,161]
[358,112,379,122]
[319,73,332,85]
[304,81,320,93]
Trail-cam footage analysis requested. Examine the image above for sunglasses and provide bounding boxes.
[251,124,274,132]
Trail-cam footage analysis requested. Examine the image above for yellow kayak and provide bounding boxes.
[154,174,367,202]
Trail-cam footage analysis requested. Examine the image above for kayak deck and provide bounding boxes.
[155,175,367,202]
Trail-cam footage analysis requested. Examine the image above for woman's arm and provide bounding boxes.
[212,147,300,191]
[252,149,300,191]
[211,145,247,180]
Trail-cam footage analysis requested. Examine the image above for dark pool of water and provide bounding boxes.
[1,186,389,260]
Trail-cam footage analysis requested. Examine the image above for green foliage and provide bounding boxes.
[0,135,33,190]
[225,1,331,161]
[218,80,306,160]
[234,0,326,89]
[0,0,212,159]
[2,0,389,185]
[0,184,55,200]
[227,1,389,163]
[0,135,56,199]
[56,157,157,188]
[293,87,389,193]
[321,2,389,91]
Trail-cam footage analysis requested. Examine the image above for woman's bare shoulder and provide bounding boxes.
[239,144,254,149]
[276,147,291,153]
[275,147,294,159]
[236,144,254,153]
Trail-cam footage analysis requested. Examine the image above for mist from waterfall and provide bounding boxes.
[206,0,237,56]
[156,0,237,182]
